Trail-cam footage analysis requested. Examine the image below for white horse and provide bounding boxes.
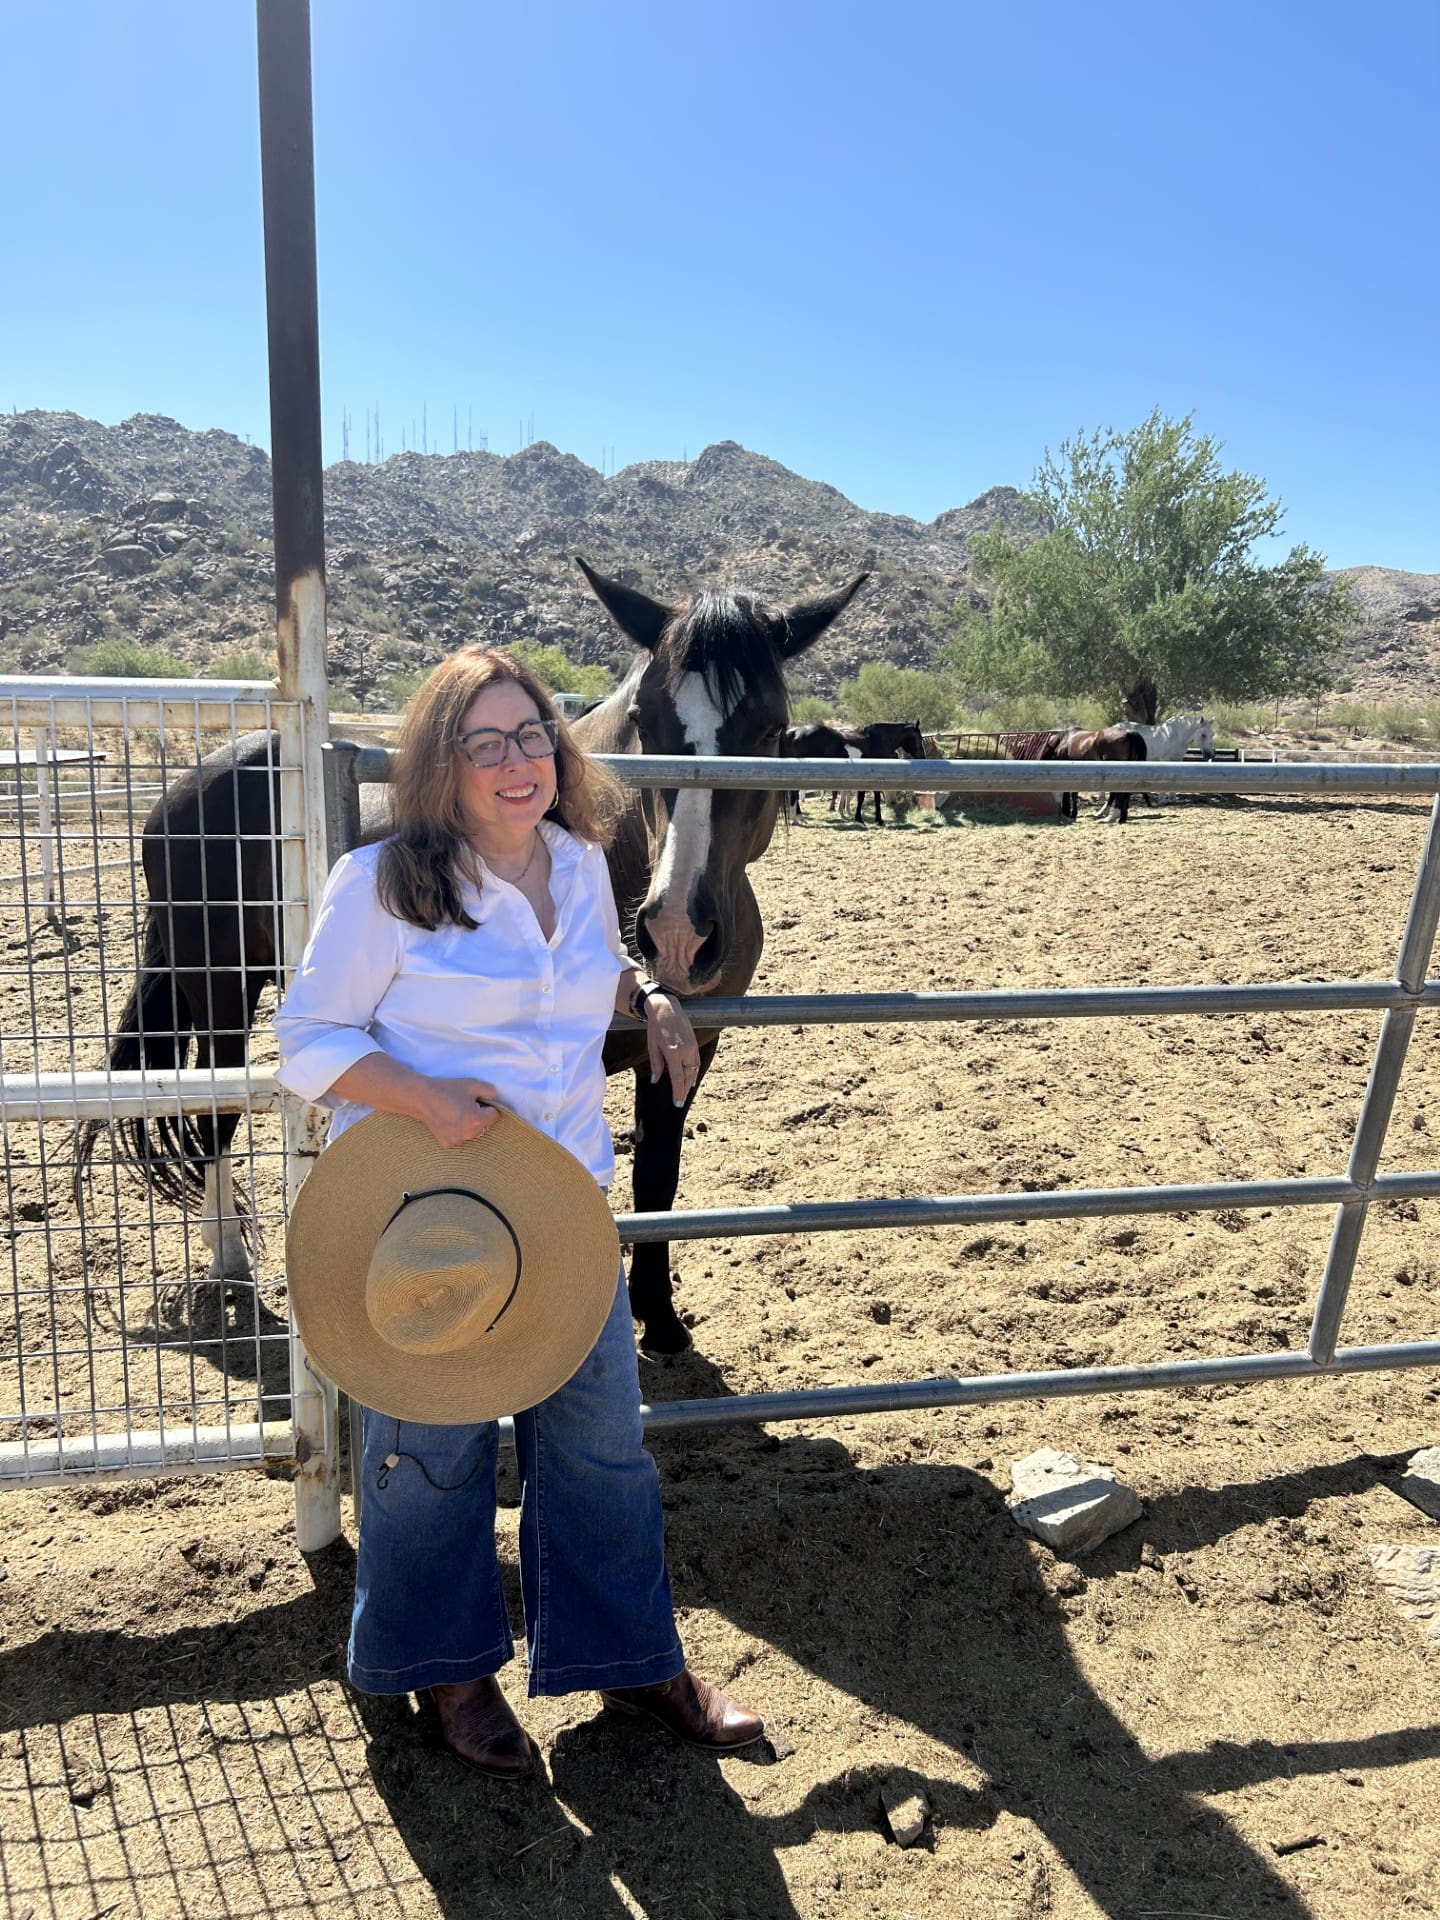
[1094,713,1213,819]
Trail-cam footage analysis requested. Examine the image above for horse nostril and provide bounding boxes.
[634,919,659,963]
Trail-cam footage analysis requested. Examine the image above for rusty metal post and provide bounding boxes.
[257,0,340,1549]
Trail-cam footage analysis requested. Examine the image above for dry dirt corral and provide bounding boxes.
[3,792,1439,1920]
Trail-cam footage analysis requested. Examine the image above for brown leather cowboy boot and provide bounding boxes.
[599,1667,765,1750]
[429,1676,538,1780]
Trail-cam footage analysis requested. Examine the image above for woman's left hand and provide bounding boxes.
[646,993,703,1107]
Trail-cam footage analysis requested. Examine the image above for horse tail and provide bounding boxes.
[73,907,207,1219]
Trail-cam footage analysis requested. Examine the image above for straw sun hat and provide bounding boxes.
[285,1108,621,1423]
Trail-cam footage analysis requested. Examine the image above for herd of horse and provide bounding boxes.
[72,561,1213,1358]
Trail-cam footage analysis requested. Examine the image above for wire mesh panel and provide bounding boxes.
[0,685,307,1485]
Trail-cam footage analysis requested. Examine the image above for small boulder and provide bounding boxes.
[1008,1448,1142,1555]
[1368,1543,1440,1643]
[100,543,154,578]
[880,1778,930,1848]
[1395,1447,1440,1522]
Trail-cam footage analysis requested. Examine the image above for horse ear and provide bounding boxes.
[780,574,870,659]
[575,556,671,653]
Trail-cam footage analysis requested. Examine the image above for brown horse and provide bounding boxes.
[1042,725,1148,823]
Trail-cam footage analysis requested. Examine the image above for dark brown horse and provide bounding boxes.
[1042,725,1148,823]
[76,560,869,1356]
[835,721,927,825]
[573,560,867,1348]
[778,721,851,818]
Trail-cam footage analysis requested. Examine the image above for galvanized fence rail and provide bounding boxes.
[326,744,1440,1442]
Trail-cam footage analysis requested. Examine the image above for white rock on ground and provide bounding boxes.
[880,1780,930,1848]
[1368,1543,1440,1644]
[1008,1447,1143,1555]
[1395,1446,1440,1521]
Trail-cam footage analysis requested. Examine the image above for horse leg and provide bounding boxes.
[189,971,268,1284]
[200,1147,249,1282]
[626,1038,718,1353]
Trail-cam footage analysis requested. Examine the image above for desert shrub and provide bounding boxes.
[1207,700,1274,733]
[961,693,1109,733]
[1328,699,1440,745]
[838,663,955,732]
[383,667,433,709]
[75,639,191,678]
[206,650,276,681]
[789,694,836,727]
[508,641,613,702]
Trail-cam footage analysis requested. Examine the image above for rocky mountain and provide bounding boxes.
[1330,566,1440,699]
[0,408,1434,708]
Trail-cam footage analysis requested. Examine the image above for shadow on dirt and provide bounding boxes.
[5,1448,1438,1918]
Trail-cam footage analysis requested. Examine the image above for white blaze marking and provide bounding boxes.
[651,672,724,910]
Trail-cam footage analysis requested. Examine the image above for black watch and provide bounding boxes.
[630,979,671,1019]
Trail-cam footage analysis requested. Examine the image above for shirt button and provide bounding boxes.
[544,1111,555,1122]
[540,983,552,994]
[549,1063,561,1073]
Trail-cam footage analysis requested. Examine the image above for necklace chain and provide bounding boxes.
[489,832,541,887]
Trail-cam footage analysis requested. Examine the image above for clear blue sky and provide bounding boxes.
[4,0,1437,570]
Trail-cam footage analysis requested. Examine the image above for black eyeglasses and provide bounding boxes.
[455,719,559,769]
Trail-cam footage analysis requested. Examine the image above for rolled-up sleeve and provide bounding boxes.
[274,852,404,1107]
[594,846,642,975]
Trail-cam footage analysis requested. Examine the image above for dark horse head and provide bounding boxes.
[574,557,868,992]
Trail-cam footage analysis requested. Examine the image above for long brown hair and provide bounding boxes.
[377,647,623,930]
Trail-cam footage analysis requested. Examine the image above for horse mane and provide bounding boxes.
[660,592,788,715]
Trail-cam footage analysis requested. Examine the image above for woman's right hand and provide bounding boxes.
[412,1077,503,1148]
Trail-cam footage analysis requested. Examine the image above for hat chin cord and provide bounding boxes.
[375,1187,524,1342]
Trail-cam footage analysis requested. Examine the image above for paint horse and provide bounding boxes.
[1043,725,1148,823]
[75,559,869,1356]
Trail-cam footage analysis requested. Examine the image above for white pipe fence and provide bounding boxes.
[0,681,329,1524]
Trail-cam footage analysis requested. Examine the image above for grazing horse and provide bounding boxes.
[840,721,927,825]
[779,722,851,819]
[1043,725,1148,823]
[76,559,869,1357]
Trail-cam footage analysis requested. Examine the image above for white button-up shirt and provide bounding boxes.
[274,823,637,1189]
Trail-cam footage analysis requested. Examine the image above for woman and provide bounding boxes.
[275,646,763,1777]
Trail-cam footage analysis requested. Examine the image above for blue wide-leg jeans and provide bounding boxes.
[347,1271,684,1698]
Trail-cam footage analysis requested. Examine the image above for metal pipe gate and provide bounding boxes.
[324,743,1440,1442]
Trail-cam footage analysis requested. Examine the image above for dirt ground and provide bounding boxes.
[3,787,1439,1920]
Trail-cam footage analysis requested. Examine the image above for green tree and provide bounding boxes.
[838,662,956,733]
[945,411,1356,714]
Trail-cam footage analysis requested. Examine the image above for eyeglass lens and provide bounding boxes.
[460,721,558,767]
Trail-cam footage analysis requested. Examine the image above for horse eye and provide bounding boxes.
[626,703,643,725]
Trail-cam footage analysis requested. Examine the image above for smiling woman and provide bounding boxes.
[272,639,761,1774]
